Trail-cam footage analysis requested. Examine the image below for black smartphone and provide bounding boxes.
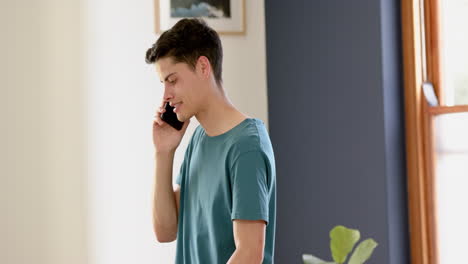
[161,102,184,130]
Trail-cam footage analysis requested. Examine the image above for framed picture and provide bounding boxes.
[154,0,245,35]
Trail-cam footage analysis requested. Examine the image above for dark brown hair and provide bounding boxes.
[145,18,223,86]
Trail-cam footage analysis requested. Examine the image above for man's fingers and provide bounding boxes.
[153,109,166,126]
[153,101,168,126]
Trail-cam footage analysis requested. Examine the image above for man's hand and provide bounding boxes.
[153,100,189,153]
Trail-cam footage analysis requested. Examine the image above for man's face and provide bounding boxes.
[155,57,204,122]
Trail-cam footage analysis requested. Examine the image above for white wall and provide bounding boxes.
[1,0,268,263]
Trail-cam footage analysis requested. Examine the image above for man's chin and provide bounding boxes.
[176,114,186,122]
[177,113,192,123]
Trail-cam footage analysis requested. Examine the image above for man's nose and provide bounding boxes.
[163,86,173,102]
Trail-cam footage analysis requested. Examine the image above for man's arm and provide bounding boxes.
[152,151,179,243]
[227,219,266,264]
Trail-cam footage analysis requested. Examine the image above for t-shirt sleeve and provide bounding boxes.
[175,126,199,185]
[230,150,271,225]
[176,142,192,185]
[175,158,185,185]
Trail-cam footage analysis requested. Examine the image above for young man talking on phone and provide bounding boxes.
[146,18,276,264]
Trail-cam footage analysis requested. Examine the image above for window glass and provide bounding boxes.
[440,0,468,105]
[434,112,468,263]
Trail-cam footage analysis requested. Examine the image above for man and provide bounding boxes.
[146,18,276,264]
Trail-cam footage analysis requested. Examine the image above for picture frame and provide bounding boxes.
[154,0,246,35]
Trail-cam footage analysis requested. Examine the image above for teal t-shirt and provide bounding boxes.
[175,118,276,264]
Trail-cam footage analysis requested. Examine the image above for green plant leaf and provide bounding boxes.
[302,254,326,264]
[348,238,378,264]
[302,254,336,264]
[329,225,360,264]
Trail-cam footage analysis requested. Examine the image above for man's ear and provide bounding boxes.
[196,56,211,80]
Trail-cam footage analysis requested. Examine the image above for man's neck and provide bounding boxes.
[195,93,249,137]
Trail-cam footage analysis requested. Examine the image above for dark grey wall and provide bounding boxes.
[264,1,410,263]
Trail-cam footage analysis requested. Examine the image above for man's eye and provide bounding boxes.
[169,79,176,84]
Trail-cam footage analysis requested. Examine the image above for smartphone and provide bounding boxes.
[161,102,184,130]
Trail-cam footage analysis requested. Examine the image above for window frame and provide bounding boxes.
[402,1,468,264]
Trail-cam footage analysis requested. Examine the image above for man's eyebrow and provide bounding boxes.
[160,72,177,83]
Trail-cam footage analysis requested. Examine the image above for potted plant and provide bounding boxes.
[302,225,378,264]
